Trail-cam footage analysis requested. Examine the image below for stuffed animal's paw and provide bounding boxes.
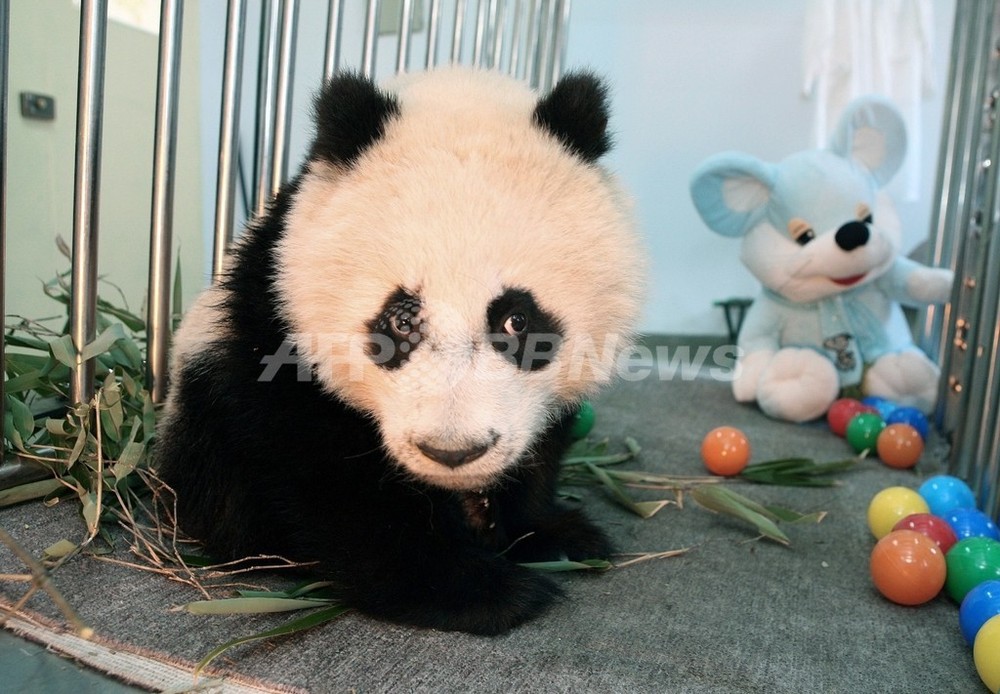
[864,349,939,412]
[756,348,839,422]
[905,267,954,304]
[732,349,776,403]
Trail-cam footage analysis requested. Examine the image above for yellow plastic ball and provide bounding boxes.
[974,613,1000,693]
[867,487,930,540]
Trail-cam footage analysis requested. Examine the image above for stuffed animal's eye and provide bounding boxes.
[787,218,815,246]
[503,313,527,335]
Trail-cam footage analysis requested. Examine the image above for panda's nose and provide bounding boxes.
[417,439,492,468]
[835,221,870,251]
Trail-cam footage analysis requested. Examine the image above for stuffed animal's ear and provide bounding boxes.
[689,154,776,238]
[828,96,906,187]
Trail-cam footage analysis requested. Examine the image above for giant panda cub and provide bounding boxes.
[156,67,645,635]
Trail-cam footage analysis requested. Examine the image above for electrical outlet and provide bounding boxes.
[20,92,56,121]
[379,0,424,35]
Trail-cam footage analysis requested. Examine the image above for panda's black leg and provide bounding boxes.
[501,506,614,563]
[340,544,561,635]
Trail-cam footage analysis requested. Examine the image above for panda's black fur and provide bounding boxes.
[156,69,639,635]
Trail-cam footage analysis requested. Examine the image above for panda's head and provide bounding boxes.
[275,67,644,491]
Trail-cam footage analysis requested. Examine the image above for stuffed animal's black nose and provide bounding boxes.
[835,221,870,251]
[417,441,490,468]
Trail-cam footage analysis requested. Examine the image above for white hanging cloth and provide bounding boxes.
[803,0,935,200]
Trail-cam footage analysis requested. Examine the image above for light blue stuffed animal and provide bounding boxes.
[690,96,953,423]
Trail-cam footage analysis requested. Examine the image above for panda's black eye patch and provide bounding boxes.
[367,288,424,370]
[486,288,562,371]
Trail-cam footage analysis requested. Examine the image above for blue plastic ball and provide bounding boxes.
[885,407,930,441]
[960,580,1000,645]
[918,475,977,517]
[861,396,897,420]
[946,507,1000,542]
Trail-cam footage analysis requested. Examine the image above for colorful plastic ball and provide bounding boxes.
[892,513,959,554]
[867,487,930,539]
[861,395,897,419]
[846,412,885,453]
[945,507,1000,542]
[570,400,596,440]
[700,426,751,476]
[917,475,977,518]
[974,614,1000,693]
[827,398,874,437]
[884,406,929,441]
[869,529,946,606]
[875,423,924,469]
[944,537,1000,603]
[960,580,1000,645]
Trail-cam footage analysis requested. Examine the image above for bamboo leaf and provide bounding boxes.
[585,462,668,519]
[520,559,612,572]
[195,604,351,676]
[690,486,790,545]
[184,597,334,615]
[6,395,36,445]
[43,539,78,559]
[80,323,127,362]
[49,335,78,368]
[112,417,145,481]
[0,477,67,507]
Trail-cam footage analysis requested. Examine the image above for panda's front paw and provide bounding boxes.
[504,508,613,562]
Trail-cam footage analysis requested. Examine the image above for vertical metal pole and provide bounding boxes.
[362,0,380,78]
[253,0,280,218]
[70,0,108,406]
[0,0,8,431]
[489,0,505,70]
[524,0,541,86]
[323,0,344,82]
[451,0,467,63]
[396,0,413,74]
[212,0,247,281]
[550,0,570,85]
[536,0,556,91]
[507,0,524,77]
[270,0,297,197]
[473,0,488,66]
[146,0,184,404]
[425,0,441,68]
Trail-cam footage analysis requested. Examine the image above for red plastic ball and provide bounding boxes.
[700,426,751,476]
[893,513,959,554]
[827,398,875,437]
[876,423,925,469]
[870,529,947,605]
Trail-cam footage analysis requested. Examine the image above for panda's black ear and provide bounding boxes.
[533,72,611,163]
[310,72,401,168]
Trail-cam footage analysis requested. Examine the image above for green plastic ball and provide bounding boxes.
[945,536,1000,603]
[570,401,596,440]
[846,412,885,453]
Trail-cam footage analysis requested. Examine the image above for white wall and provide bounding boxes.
[5,0,204,323]
[567,0,956,335]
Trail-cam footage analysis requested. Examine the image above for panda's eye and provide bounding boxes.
[502,313,527,336]
[392,311,415,337]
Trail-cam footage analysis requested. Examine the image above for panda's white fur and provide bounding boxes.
[156,67,645,635]
[276,68,642,490]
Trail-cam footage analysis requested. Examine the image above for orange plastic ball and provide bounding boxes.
[701,426,751,476]
[870,529,946,606]
[876,423,924,469]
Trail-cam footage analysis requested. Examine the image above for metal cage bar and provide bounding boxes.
[252,0,281,217]
[270,0,298,196]
[361,0,380,78]
[323,0,345,82]
[212,0,247,281]
[0,0,8,430]
[69,0,108,406]
[146,0,184,404]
